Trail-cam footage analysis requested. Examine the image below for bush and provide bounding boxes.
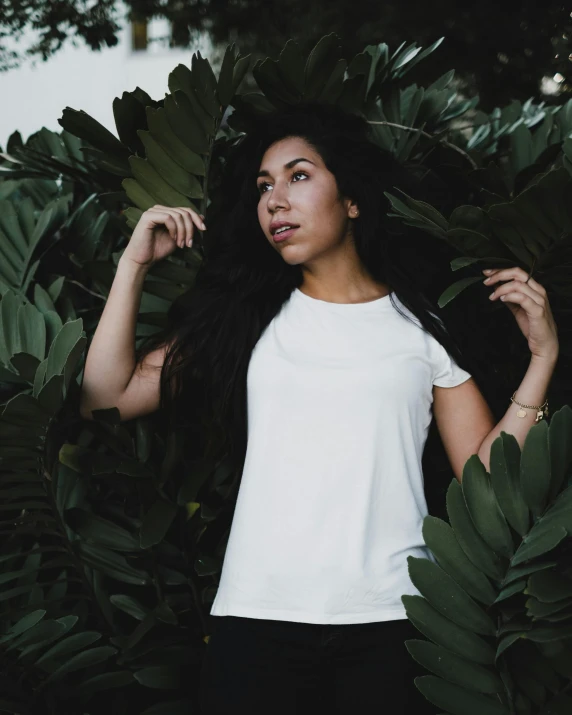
[0,35,571,714]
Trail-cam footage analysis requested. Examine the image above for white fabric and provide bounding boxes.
[210,288,472,624]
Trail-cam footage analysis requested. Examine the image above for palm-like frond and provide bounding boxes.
[404,408,572,714]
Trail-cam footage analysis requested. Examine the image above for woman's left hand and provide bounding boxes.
[483,267,559,363]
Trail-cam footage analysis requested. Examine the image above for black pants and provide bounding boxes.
[199,614,436,714]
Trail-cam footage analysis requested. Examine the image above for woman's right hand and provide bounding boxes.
[122,205,207,267]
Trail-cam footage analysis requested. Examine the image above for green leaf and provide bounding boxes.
[422,516,497,606]
[547,405,572,501]
[124,207,143,230]
[37,373,65,413]
[304,34,343,98]
[494,579,527,603]
[140,499,178,549]
[511,526,567,566]
[129,157,195,209]
[1,391,51,429]
[33,283,56,313]
[146,258,195,285]
[462,455,514,558]
[526,625,572,642]
[17,302,46,361]
[317,58,347,102]
[189,52,221,118]
[137,130,204,199]
[74,670,134,693]
[253,57,299,106]
[526,595,572,617]
[0,609,45,643]
[146,106,207,175]
[65,507,141,552]
[384,191,448,237]
[154,602,177,625]
[109,594,148,620]
[59,108,128,157]
[133,665,182,689]
[407,557,496,636]
[521,421,551,518]
[490,432,529,537]
[10,352,40,383]
[164,91,211,154]
[41,646,117,685]
[77,543,149,585]
[527,570,572,603]
[438,277,485,308]
[406,640,503,693]
[123,178,156,212]
[502,561,557,587]
[451,257,482,271]
[35,632,102,667]
[217,44,239,107]
[113,91,147,155]
[8,620,67,651]
[446,480,506,581]
[44,319,84,383]
[135,416,153,462]
[278,39,306,96]
[415,675,510,715]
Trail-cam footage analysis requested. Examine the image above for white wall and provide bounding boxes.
[0,12,217,149]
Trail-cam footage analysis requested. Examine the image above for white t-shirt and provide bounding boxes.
[209,287,472,625]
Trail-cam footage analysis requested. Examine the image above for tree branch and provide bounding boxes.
[367,121,479,169]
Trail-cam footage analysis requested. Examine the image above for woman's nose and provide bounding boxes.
[267,184,290,212]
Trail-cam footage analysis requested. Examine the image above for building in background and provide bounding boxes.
[0,11,217,149]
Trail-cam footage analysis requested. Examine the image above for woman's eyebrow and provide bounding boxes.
[257,158,316,178]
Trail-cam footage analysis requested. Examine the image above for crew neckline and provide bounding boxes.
[294,287,395,311]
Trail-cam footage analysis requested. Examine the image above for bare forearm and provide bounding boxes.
[80,257,148,414]
[477,355,558,470]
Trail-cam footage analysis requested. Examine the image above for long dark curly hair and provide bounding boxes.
[135,101,475,478]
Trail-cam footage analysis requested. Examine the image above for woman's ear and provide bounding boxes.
[348,202,359,218]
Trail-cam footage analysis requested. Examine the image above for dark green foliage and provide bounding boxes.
[1,34,571,714]
[2,1,572,112]
[405,417,572,714]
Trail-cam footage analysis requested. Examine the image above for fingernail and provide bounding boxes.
[489,292,495,299]
[483,277,490,283]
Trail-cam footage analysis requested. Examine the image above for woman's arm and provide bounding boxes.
[433,264,559,481]
[433,355,557,480]
[79,256,169,421]
[475,355,557,470]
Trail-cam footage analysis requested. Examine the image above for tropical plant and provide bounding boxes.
[0,33,571,714]
[404,409,572,714]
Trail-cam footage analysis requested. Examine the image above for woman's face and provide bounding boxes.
[256,136,357,265]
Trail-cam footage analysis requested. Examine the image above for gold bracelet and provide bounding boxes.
[510,391,549,422]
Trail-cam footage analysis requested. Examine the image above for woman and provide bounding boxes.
[80,102,559,714]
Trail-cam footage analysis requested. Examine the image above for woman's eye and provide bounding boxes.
[257,171,308,195]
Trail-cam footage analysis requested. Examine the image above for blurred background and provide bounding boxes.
[2,0,572,147]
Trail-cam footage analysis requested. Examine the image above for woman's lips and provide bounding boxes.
[273,227,298,242]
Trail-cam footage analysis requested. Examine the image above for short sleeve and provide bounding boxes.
[432,342,472,388]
